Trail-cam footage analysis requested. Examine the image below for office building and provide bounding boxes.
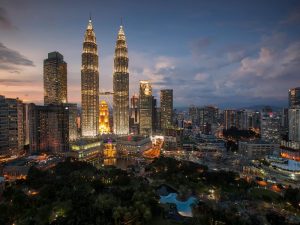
[0,96,25,157]
[139,81,152,135]
[236,110,249,130]
[288,107,300,142]
[260,109,281,144]
[152,96,159,133]
[160,89,173,130]
[189,105,199,126]
[113,25,129,135]
[129,94,139,134]
[28,104,69,154]
[289,87,300,108]
[81,18,99,137]
[239,141,279,159]
[224,109,236,130]
[43,51,67,105]
[64,103,78,141]
[199,106,219,134]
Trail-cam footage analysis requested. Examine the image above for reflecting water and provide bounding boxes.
[160,193,197,217]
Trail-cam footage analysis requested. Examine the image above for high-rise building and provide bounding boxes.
[64,103,78,141]
[152,96,158,133]
[260,108,281,144]
[236,110,249,130]
[0,96,25,157]
[43,52,67,105]
[99,100,110,134]
[155,107,161,131]
[189,105,199,126]
[248,111,261,131]
[129,94,139,134]
[199,106,219,134]
[139,81,152,135]
[160,89,173,130]
[288,107,300,142]
[289,87,300,108]
[28,104,69,154]
[113,25,129,135]
[81,18,99,137]
[224,109,236,130]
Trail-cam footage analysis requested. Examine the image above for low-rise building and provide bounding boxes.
[239,141,279,159]
[69,138,102,165]
[116,135,151,156]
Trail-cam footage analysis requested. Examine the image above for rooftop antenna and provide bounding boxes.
[120,17,123,26]
[89,12,92,21]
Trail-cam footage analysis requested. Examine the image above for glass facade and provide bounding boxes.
[160,89,173,130]
[43,52,67,105]
[139,81,152,135]
[113,26,129,135]
[81,19,99,137]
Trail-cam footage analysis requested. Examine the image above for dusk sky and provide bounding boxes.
[1,0,300,108]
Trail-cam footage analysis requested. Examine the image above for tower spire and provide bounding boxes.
[81,16,99,137]
[113,22,129,135]
[87,14,93,30]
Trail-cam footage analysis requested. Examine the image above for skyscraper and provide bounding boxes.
[28,104,69,154]
[0,96,25,157]
[152,96,158,133]
[160,89,173,130]
[189,105,199,126]
[43,52,67,105]
[64,103,78,141]
[99,100,110,134]
[113,25,129,135]
[81,18,99,137]
[224,109,237,130]
[129,94,139,134]
[289,87,300,108]
[139,81,152,135]
[288,107,300,142]
[260,108,281,144]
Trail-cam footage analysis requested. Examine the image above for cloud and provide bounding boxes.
[194,72,209,81]
[0,78,35,86]
[234,41,300,79]
[132,31,300,107]
[226,37,300,103]
[190,37,212,57]
[0,42,35,70]
[280,8,300,25]
[0,7,16,30]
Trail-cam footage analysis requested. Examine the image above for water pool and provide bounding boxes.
[159,193,197,217]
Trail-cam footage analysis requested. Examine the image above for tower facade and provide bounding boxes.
[81,18,99,137]
[139,81,153,135]
[113,25,129,135]
[160,89,173,130]
[43,52,67,105]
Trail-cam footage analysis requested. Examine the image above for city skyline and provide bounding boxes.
[1,0,300,108]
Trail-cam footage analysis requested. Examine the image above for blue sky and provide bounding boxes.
[1,0,300,108]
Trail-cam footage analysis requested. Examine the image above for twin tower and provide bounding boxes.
[81,18,129,137]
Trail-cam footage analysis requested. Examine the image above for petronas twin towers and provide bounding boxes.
[81,18,129,137]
